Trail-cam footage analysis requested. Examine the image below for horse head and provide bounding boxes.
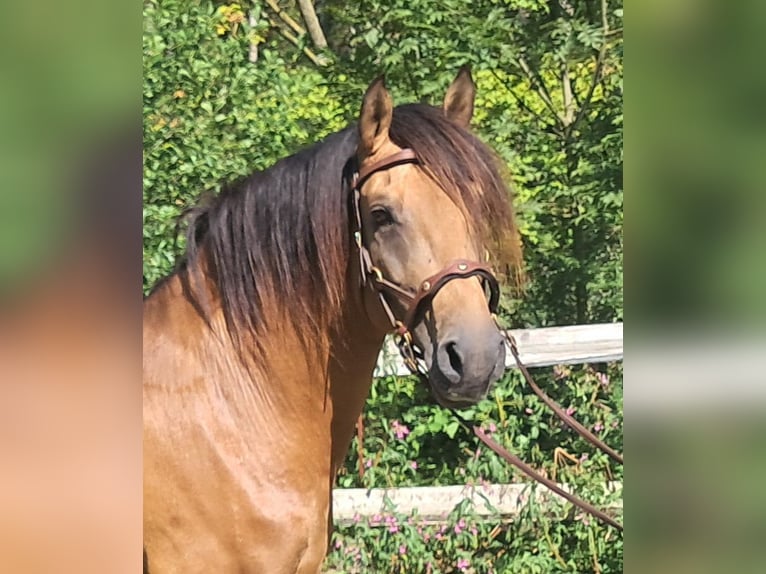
[353,68,523,409]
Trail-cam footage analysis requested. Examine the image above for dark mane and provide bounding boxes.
[176,127,357,359]
[169,104,521,360]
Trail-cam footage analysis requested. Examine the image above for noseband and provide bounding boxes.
[349,148,623,532]
[350,148,499,349]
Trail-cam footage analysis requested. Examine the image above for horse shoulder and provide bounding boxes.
[143,276,331,573]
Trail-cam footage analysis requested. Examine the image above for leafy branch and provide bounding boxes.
[566,0,616,138]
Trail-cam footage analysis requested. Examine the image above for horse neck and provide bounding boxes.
[326,269,388,472]
[163,230,386,470]
[197,263,383,472]
[161,256,333,431]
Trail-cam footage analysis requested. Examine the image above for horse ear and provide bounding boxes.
[443,66,475,128]
[358,76,393,157]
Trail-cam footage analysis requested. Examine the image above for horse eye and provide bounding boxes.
[370,207,395,228]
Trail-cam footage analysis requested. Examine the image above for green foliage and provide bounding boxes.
[143,0,351,289]
[338,364,623,490]
[143,0,623,570]
[328,502,623,573]
[328,364,623,572]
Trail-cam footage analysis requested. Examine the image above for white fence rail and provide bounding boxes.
[333,482,623,524]
[374,322,623,377]
[340,322,624,520]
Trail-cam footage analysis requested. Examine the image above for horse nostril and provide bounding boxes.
[445,341,463,378]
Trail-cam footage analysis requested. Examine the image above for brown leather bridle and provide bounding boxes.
[351,149,500,347]
[350,148,623,532]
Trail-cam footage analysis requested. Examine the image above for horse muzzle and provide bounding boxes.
[425,328,506,409]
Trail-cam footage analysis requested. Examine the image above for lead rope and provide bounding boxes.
[450,409,624,531]
[392,321,624,531]
[497,322,624,465]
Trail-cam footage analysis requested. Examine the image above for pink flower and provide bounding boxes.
[596,371,610,388]
[454,518,466,534]
[385,514,399,533]
[399,544,407,555]
[334,538,342,549]
[457,557,470,571]
[391,419,410,440]
[593,422,604,432]
[365,459,373,468]
[580,453,589,462]
[410,460,418,470]
[525,407,533,415]
[565,406,576,417]
[352,513,361,524]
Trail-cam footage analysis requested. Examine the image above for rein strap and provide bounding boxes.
[457,412,624,532]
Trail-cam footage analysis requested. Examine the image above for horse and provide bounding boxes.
[143,67,523,573]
